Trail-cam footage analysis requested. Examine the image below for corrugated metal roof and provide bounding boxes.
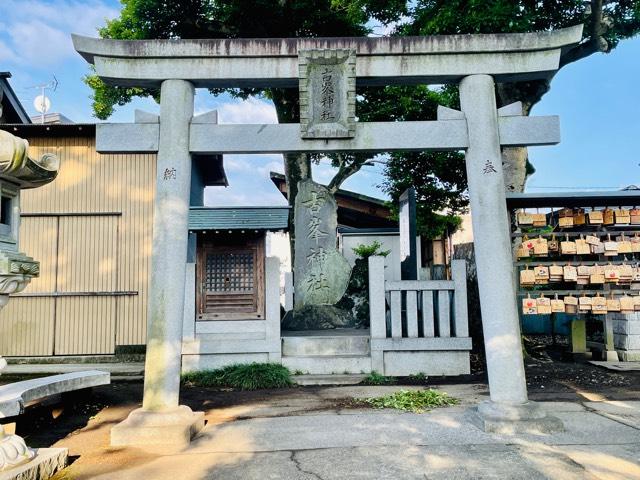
[505,190,640,209]
[189,206,290,231]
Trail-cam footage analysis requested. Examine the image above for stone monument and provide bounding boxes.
[0,127,60,475]
[283,179,353,330]
[293,179,351,307]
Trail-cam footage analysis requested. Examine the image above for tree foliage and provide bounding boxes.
[90,0,405,119]
[358,84,468,238]
[379,0,640,225]
[88,0,640,242]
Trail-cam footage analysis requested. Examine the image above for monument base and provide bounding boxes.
[469,400,563,434]
[0,448,67,480]
[282,305,355,330]
[111,405,204,449]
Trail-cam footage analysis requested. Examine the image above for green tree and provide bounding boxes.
[374,1,639,240]
[88,0,407,258]
[88,0,640,247]
[357,84,468,238]
[396,0,640,194]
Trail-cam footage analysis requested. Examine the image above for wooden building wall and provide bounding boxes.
[0,135,155,356]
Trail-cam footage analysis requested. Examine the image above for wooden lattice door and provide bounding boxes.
[197,236,265,320]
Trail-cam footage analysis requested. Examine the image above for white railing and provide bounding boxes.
[368,256,472,375]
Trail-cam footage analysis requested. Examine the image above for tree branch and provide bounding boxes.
[559,40,603,67]
[560,0,609,68]
[327,159,363,193]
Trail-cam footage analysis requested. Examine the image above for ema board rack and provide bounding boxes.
[506,189,640,360]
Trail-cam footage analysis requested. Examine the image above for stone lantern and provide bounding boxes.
[0,128,59,471]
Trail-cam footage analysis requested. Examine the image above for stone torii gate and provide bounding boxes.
[73,25,583,446]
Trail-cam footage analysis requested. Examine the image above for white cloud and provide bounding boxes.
[204,185,286,207]
[217,97,278,124]
[0,38,19,62]
[0,0,118,67]
[224,154,283,175]
[313,162,338,184]
[8,20,74,66]
[257,160,284,177]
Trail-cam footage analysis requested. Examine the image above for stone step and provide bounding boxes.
[282,355,371,375]
[282,335,370,357]
[293,374,366,386]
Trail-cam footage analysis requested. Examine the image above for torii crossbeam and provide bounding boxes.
[73,25,583,446]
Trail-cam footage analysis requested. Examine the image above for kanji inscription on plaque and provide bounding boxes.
[299,49,356,139]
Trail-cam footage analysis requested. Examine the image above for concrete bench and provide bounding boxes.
[0,370,110,418]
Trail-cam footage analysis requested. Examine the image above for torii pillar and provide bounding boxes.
[110,80,205,447]
[460,75,562,433]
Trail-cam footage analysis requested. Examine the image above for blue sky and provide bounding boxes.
[1,0,639,207]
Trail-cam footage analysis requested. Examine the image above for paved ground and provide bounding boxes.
[590,361,640,372]
[41,383,640,480]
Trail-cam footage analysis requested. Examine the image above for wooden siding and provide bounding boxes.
[0,136,155,356]
[0,298,55,356]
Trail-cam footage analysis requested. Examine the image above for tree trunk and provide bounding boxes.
[501,147,528,193]
[270,89,313,259]
[283,152,312,260]
[495,80,549,193]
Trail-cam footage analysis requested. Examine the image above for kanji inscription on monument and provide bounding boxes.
[294,179,351,307]
[299,49,356,139]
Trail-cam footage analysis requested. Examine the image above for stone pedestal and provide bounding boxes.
[0,448,66,480]
[459,74,562,433]
[111,406,204,449]
[470,400,563,434]
[612,312,640,361]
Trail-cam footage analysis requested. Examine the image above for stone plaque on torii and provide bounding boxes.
[73,25,583,446]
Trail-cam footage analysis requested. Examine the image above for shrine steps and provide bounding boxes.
[282,333,370,357]
[293,374,367,386]
[282,355,372,375]
[281,330,372,375]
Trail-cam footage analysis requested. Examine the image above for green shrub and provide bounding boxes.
[407,372,428,383]
[182,363,293,390]
[361,389,458,413]
[352,240,391,259]
[361,371,393,385]
[337,241,391,327]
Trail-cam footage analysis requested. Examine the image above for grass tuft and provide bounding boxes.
[181,363,293,390]
[361,371,394,385]
[360,389,458,413]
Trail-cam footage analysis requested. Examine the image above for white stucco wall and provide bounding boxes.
[451,213,473,245]
[266,231,291,305]
[340,233,404,281]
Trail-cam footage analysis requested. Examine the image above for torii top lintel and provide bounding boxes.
[72,25,583,89]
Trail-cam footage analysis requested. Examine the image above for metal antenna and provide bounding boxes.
[25,76,58,124]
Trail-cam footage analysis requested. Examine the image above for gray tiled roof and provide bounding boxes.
[189,206,290,231]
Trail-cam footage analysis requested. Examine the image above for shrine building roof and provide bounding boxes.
[188,206,290,232]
